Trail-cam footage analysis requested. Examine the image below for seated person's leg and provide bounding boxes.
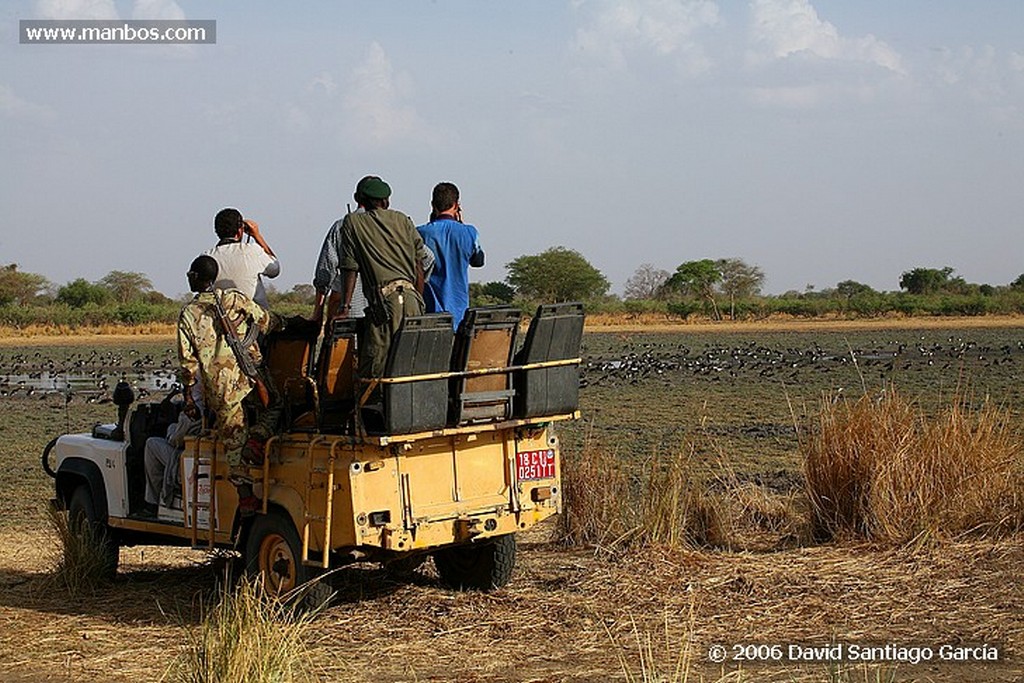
[160,447,183,508]
[143,436,172,507]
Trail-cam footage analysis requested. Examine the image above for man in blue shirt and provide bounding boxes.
[417,182,484,329]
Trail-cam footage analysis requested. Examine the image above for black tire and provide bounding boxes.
[68,484,119,577]
[433,533,516,591]
[245,511,310,595]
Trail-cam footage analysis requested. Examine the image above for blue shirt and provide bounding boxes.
[416,218,483,329]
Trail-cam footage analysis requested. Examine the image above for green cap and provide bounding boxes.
[356,176,391,199]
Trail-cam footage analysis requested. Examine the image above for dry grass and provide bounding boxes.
[169,575,321,683]
[1,526,1021,682]
[0,323,176,339]
[558,438,729,550]
[41,504,112,598]
[559,435,807,552]
[803,386,1024,543]
[2,313,1021,342]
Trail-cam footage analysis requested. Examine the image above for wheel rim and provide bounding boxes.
[258,532,297,594]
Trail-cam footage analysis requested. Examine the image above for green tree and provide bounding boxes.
[664,259,722,320]
[899,267,955,295]
[623,263,670,301]
[267,283,316,306]
[99,270,153,304]
[835,280,876,300]
[506,247,609,302]
[470,281,516,306]
[716,258,764,319]
[1010,274,1024,292]
[0,264,50,306]
[57,278,110,308]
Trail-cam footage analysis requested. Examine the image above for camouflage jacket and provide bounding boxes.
[177,288,270,410]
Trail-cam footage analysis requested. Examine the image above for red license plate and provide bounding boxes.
[516,449,556,480]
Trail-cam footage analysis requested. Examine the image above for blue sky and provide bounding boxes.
[2,0,1023,297]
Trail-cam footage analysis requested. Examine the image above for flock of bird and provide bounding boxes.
[579,336,1024,388]
[0,348,180,403]
[2,335,1022,402]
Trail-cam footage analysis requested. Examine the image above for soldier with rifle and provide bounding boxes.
[177,255,281,515]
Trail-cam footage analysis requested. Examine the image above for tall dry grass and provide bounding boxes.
[558,439,729,550]
[558,435,805,551]
[42,504,113,598]
[170,576,320,683]
[803,386,1024,543]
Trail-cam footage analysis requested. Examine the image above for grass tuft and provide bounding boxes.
[42,503,112,598]
[169,575,320,683]
[803,386,1024,543]
[559,430,811,551]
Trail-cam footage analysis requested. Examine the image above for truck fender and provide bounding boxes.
[56,457,108,521]
[238,485,304,549]
[266,484,304,530]
[41,436,59,479]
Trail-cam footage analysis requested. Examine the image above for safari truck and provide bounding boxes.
[42,303,583,593]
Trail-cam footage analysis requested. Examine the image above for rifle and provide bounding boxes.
[210,291,271,407]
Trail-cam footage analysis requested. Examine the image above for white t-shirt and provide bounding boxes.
[204,241,280,309]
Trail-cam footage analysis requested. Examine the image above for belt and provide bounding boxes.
[380,279,415,298]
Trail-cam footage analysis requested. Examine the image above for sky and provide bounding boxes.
[2,0,1023,298]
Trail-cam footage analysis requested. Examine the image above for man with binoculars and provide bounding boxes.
[205,207,280,310]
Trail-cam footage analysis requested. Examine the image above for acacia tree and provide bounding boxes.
[99,270,153,304]
[716,258,764,319]
[0,264,50,306]
[835,280,876,300]
[623,263,670,300]
[664,259,722,320]
[506,247,609,302]
[899,267,955,295]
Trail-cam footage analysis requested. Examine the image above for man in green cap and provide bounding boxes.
[331,175,426,381]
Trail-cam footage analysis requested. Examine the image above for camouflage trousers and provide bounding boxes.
[210,370,282,480]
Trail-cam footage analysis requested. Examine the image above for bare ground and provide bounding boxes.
[0,522,1020,682]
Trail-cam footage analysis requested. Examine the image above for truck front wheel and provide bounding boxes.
[68,484,119,578]
[433,533,516,591]
[245,512,309,595]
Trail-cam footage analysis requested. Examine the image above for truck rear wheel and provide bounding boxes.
[245,512,310,596]
[68,484,119,577]
[433,533,516,591]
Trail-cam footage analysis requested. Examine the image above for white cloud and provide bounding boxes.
[570,0,720,76]
[748,0,904,74]
[340,42,432,148]
[34,0,118,20]
[1011,52,1024,73]
[131,0,186,21]
[35,0,186,21]
[0,84,56,121]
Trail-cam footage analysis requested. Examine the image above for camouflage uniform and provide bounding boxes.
[177,288,281,481]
